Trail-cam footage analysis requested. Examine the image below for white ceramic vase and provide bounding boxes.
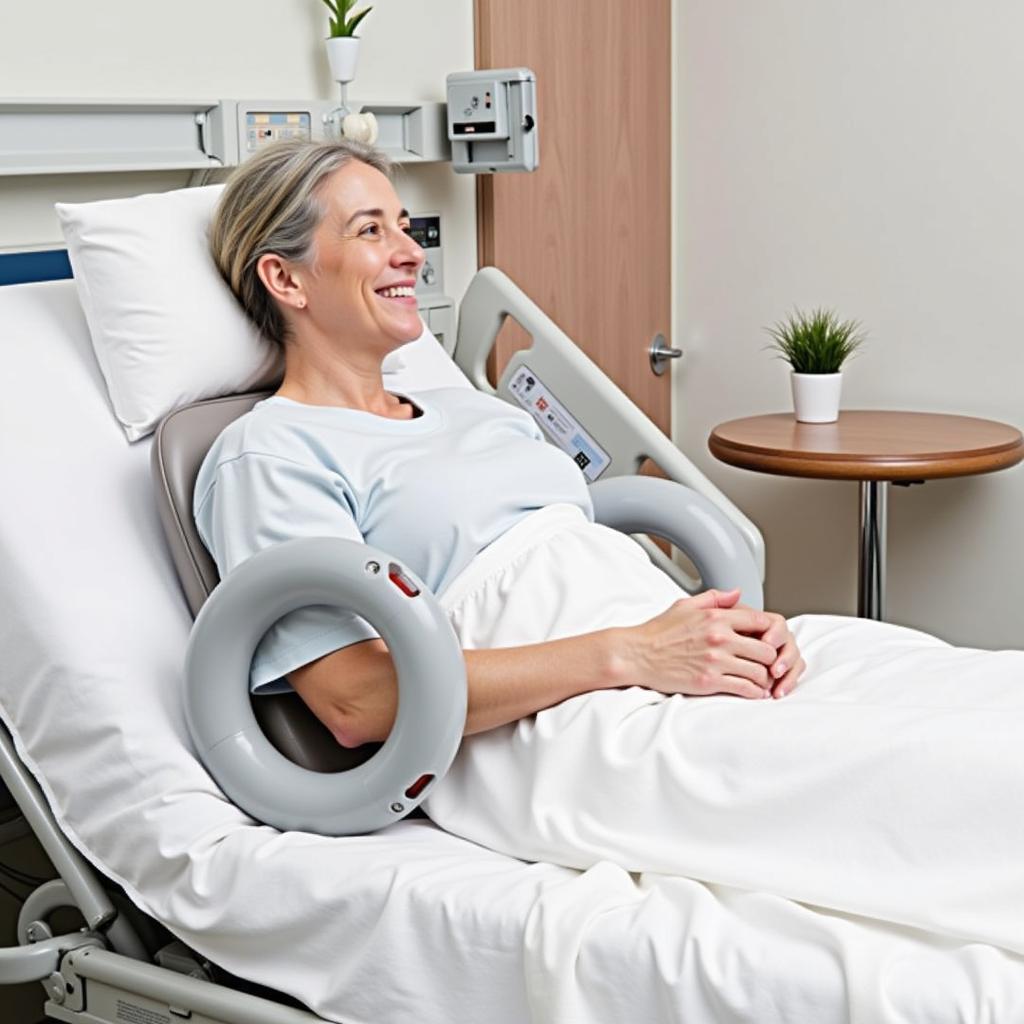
[791,371,843,423]
[325,36,361,84]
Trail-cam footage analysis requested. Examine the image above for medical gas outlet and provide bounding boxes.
[410,213,454,353]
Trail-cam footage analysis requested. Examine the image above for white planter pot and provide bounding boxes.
[326,36,361,84]
[791,371,843,423]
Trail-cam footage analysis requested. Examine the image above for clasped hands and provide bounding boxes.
[617,588,804,700]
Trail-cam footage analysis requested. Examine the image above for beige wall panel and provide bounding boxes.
[674,0,1024,646]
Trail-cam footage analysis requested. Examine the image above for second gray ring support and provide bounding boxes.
[185,538,467,836]
[589,476,764,610]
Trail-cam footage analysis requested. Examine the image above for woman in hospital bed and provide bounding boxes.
[195,138,1024,957]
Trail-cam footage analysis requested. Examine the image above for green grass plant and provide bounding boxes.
[765,308,865,374]
[320,0,372,37]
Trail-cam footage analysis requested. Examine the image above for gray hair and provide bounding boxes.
[209,138,392,348]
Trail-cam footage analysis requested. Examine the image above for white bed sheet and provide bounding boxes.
[1,280,1022,1023]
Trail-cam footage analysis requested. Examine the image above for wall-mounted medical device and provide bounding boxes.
[410,212,455,353]
[446,68,538,174]
[410,214,444,296]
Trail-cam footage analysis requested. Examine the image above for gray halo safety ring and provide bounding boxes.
[184,537,467,836]
[589,476,764,610]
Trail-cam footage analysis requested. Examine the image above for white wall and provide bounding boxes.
[675,1,1024,648]
[0,0,477,302]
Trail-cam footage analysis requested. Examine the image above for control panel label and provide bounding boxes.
[245,112,312,153]
[508,365,610,481]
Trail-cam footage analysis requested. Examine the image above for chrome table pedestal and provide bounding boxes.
[857,480,888,620]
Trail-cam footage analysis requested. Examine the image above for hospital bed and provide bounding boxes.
[0,253,1021,1024]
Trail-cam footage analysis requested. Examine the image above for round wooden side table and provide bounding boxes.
[708,411,1024,620]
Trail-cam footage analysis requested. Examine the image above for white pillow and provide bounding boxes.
[57,185,283,442]
[56,184,469,441]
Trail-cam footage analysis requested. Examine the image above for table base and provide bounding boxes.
[858,480,888,620]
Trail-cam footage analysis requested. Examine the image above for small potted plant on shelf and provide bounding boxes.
[766,308,865,423]
[321,0,373,84]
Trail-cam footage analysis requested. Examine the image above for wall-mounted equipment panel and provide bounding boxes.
[410,211,454,353]
[410,212,444,296]
[0,98,451,177]
[213,99,450,167]
[0,99,222,176]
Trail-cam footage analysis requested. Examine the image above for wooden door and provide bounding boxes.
[475,0,672,435]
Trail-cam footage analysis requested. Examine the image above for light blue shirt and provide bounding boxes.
[194,388,593,693]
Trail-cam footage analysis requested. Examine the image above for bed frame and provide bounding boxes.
[0,263,764,1023]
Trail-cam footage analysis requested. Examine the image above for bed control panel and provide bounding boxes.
[508,365,610,481]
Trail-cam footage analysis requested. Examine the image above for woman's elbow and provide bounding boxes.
[325,708,378,749]
[311,696,391,749]
[288,641,396,749]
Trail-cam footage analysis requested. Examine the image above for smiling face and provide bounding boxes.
[298,160,425,358]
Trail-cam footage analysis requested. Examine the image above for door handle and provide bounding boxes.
[648,334,683,376]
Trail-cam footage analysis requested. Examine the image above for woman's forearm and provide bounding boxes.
[288,630,625,748]
[288,592,801,748]
[463,630,623,735]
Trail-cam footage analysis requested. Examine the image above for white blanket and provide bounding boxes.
[4,281,1024,1022]
[428,503,1024,957]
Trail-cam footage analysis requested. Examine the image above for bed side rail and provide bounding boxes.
[453,267,765,577]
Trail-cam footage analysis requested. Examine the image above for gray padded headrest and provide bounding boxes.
[151,391,378,775]
[152,391,270,617]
